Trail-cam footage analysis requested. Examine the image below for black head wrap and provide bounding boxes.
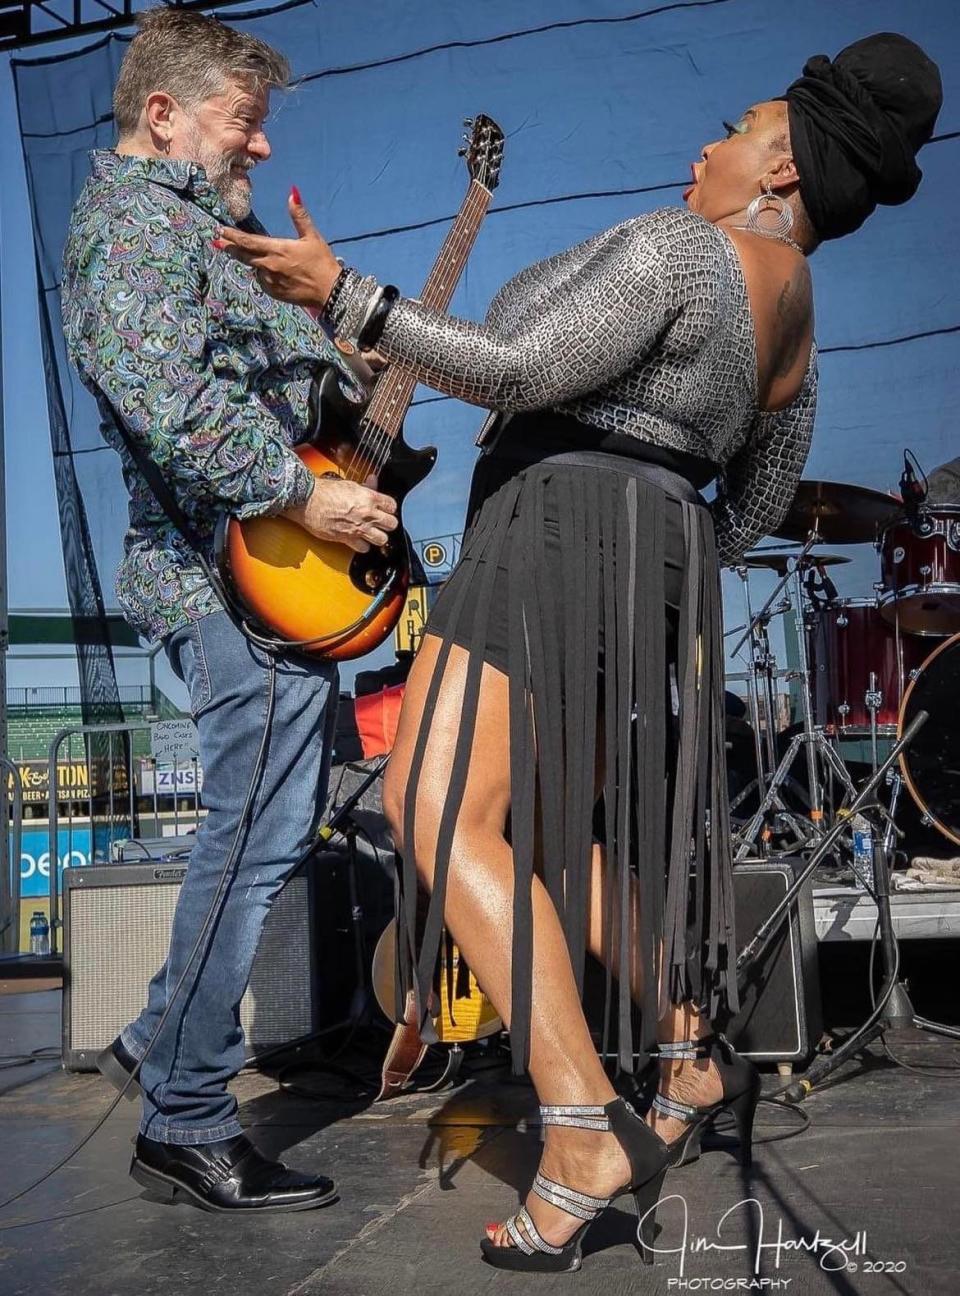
[782,32,942,241]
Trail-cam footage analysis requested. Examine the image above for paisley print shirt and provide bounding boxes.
[61,150,360,642]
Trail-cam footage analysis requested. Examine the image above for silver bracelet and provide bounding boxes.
[336,273,381,342]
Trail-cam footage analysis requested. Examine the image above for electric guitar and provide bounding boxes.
[216,115,505,660]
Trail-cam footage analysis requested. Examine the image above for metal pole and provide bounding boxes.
[0,758,21,954]
[737,567,768,793]
[0,218,11,954]
[790,564,823,827]
[148,642,161,713]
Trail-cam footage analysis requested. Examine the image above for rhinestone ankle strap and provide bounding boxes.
[654,1034,718,1061]
[539,1103,610,1132]
[652,1090,701,1122]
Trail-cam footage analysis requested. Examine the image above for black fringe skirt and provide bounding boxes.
[396,412,739,1075]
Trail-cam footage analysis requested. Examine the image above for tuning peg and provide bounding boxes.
[457,146,467,157]
[463,117,474,127]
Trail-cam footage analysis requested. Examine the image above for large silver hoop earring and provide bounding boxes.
[745,183,794,239]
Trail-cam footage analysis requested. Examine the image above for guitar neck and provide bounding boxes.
[361,179,492,444]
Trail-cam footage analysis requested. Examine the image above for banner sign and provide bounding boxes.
[139,762,203,796]
[15,825,99,899]
[12,760,90,804]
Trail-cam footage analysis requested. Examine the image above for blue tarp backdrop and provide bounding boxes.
[10,0,959,695]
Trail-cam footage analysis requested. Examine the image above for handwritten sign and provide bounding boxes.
[150,720,199,764]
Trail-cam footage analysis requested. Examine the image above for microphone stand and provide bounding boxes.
[316,755,390,1028]
[262,756,392,1100]
[783,761,960,1103]
[734,709,960,1100]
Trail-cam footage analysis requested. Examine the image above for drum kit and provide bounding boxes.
[726,478,960,863]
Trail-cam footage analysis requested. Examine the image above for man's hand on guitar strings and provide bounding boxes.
[213,188,341,308]
[283,475,398,553]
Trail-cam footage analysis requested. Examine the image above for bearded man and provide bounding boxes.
[61,7,397,1213]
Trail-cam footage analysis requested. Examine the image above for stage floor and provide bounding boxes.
[2,987,959,1296]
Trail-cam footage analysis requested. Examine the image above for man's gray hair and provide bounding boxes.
[113,7,290,136]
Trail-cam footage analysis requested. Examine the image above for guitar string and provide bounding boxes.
[343,182,489,483]
[342,181,493,484]
[356,182,489,477]
[340,188,486,485]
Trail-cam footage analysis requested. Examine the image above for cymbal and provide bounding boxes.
[741,550,852,575]
[773,480,902,544]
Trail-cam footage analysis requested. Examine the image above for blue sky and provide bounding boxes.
[2,0,957,703]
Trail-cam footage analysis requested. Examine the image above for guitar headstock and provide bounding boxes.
[459,114,505,193]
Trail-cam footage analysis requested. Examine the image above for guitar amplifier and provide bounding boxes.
[62,859,319,1071]
[726,858,823,1064]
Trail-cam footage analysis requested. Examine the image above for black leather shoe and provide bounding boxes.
[130,1133,338,1213]
[96,1036,142,1102]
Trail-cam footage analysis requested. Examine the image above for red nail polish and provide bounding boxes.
[211,238,226,250]
[290,185,302,206]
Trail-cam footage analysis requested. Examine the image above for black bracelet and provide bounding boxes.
[322,267,350,322]
[357,285,400,350]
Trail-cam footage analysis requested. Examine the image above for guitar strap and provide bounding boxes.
[101,401,240,620]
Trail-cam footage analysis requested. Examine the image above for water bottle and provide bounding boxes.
[29,911,50,956]
[850,815,874,893]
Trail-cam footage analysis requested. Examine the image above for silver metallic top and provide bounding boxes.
[329,205,818,562]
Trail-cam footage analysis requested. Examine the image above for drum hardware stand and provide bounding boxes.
[732,532,862,860]
[730,539,820,851]
[734,721,857,860]
[865,670,883,775]
[731,566,784,787]
[737,710,926,991]
[778,745,960,1103]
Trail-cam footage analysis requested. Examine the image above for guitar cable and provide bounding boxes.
[0,363,407,1219]
[0,656,278,1221]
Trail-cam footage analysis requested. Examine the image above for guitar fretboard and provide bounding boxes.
[351,180,492,473]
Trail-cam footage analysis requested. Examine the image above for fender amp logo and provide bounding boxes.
[153,867,187,882]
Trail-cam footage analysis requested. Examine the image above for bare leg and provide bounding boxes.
[585,841,723,1144]
[384,634,632,1249]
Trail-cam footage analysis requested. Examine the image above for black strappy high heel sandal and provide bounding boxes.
[651,1033,762,1168]
[479,1097,670,1273]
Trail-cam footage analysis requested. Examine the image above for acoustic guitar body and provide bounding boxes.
[217,369,436,661]
[371,917,501,1045]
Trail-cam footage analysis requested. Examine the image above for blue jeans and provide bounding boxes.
[121,610,338,1144]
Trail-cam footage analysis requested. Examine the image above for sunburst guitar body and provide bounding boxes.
[216,115,504,661]
[218,375,435,662]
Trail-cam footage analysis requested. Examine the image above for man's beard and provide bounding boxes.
[183,125,254,220]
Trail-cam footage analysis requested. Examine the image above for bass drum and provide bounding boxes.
[899,633,960,846]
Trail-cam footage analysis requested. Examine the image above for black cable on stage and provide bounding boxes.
[777,813,960,1104]
[0,659,279,1219]
[0,1047,60,1072]
[866,915,960,1081]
